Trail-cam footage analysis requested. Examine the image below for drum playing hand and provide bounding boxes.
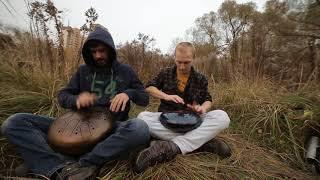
[110,93,129,112]
[76,92,97,109]
[164,94,185,104]
[187,102,205,114]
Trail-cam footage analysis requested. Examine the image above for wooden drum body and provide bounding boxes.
[48,108,114,155]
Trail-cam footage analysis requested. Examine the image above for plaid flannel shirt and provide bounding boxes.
[146,66,212,112]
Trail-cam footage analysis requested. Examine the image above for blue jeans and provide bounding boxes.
[1,113,150,177]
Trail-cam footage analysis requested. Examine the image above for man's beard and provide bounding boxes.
[94,59,109,67]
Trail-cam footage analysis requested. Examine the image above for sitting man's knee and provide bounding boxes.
[127,119,150,143]
[1,113,27,135]
[1,119,9,136]
[137,111,148,120]
[208,110,230,127]
[131,119,149,131]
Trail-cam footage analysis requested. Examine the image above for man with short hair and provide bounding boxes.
[135,42,231,173]
[1,25,150,179]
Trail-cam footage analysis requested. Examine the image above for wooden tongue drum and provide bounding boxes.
[48,108,114,155]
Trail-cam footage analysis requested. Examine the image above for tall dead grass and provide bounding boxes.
[0,27,319,179]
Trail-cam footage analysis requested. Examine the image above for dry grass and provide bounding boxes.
[211,78,320,171]
[0,60,318,179]
[1,27,320,179]
[98,134,314,180]
[0,134,314,179]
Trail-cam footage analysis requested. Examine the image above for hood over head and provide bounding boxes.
[82,24,117,68]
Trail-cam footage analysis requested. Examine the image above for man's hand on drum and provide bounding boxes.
[187,101,206,114]
[164,94,185,104]
[110,93,129,112]
[76,92,97,109]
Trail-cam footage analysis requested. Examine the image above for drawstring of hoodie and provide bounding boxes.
[90,70,116,99]
[90,71,97,92]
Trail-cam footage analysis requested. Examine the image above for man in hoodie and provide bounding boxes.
[1,25,150,179]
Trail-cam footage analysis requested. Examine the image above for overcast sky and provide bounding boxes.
[0,0,264,53]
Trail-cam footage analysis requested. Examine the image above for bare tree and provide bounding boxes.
[28,0,65,77]
[76,7,99,65]
[218,0,255,66]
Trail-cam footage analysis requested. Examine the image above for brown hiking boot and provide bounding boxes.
[129,144,149,168]
[55,162,99,180]
[134,140,181,173]
[195,138,231,158]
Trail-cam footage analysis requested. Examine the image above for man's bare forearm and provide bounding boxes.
[146,86,168,100]
[201,101,212,113]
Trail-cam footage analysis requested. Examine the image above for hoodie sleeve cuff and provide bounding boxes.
[123,89,134,100]
[69,95,78,109]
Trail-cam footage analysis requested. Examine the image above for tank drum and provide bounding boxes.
[48,108,114,155]
[160,111,202,133]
